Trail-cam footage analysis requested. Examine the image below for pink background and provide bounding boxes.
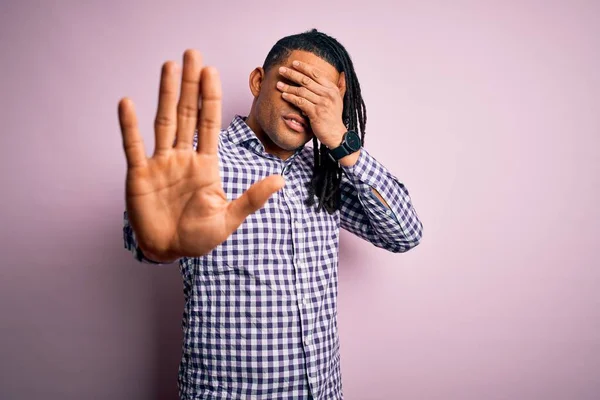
[1,1,599,399]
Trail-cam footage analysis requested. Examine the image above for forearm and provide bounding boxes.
[370,187,390,208]
[338,150,391,209]
[340,149,423,251]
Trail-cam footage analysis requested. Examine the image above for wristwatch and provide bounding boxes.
[328,130,362,161]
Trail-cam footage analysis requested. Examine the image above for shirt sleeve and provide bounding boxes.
[339,148,423,253]
[123,210,165,264]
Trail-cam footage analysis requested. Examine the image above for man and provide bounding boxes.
[120,29,422,400]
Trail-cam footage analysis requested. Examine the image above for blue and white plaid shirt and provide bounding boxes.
[123,116,422,399]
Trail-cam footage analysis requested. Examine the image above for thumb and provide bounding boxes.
[226,175,285,231]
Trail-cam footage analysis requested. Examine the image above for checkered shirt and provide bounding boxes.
[123,116,423,399]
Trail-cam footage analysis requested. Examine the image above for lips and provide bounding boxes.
[283,113,308,133]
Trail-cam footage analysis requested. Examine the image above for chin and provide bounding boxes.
[276,137,307,152]
[274,125,311,150]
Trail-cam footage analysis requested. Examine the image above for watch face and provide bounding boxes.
[345,131,362,151]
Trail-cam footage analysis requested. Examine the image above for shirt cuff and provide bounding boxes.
[341,148,386,190]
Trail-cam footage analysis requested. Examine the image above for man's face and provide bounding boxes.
[246,50,342,159]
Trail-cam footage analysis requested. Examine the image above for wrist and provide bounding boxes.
[338,149,361,167]
[321,125,347,149]
[325,127,362,166]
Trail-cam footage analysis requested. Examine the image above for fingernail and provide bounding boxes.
[276,81,284,89]
[293,61,299,67]
[279,67,287,73]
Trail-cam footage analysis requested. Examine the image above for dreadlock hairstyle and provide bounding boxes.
[262,29,367,214]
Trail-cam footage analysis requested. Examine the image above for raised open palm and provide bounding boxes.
[118,50,284,261]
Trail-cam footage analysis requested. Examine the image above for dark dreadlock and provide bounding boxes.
[262,29,367,214]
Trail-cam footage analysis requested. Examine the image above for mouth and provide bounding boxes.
[282,113,308,133]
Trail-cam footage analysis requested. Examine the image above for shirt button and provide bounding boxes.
[385,209,392,216]
[305,335,312,346]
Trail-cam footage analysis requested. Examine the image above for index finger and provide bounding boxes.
[196,67,222,155]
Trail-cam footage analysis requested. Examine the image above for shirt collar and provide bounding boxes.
[226,115,261,146]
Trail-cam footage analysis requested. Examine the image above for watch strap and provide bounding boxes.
[329,142,350,161]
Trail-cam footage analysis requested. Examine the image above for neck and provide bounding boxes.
[244,113,295,160]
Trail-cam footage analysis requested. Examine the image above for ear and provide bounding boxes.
[249,67,265,98]
[337,71,347,98]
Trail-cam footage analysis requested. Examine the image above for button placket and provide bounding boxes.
[304,334,312,346]
[280,166,317,389]
[283,187,313,349]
